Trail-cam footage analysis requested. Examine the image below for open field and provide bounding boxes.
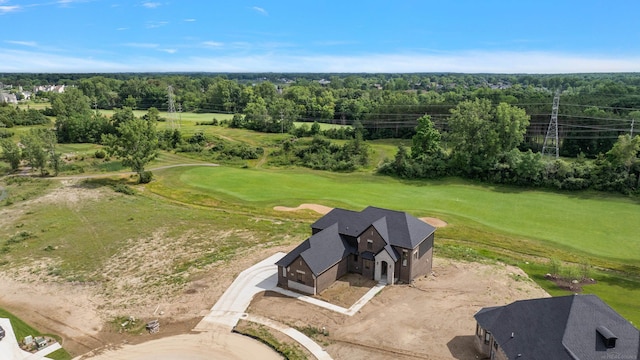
[149,166,640,264]
[147,165,640,325]
[98,109,235,136]
[1,120,639,357]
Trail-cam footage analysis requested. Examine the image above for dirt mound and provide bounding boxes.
[419,217,448,228]
[273,203,333,215]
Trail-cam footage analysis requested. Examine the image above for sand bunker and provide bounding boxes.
[273,203,333,215]
[419,217,448,228]
[274,204,448,228]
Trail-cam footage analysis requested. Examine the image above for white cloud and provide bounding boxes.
[142,2,160,8]
[251,6,267,16]
[2,49,640,73]
[202,41,223,47]
[184,18,196,22]
[0,48,129,72]
[0,5,20,13]
[116,27,128,31]
[123,42,159,48]
[146,21,168,29]
[57,0,90,6]
[5,40,38,47]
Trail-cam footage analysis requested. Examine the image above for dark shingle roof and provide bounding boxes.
[278,206,435,277]
[276,223,354,276]
[474,294,640,360]
[311,206,436,249]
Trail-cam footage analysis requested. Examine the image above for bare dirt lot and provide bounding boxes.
[0,180,296,356]
[247,257,549,360]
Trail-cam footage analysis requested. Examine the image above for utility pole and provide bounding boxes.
[631,118,635,137]
[177,103,182,129]
[167,85,176,129]
[542,90,561,159]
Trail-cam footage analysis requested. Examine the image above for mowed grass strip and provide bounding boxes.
[151,166,640,264]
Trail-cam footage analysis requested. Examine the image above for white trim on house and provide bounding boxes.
[374,249,395,285]
[288,280,315,295]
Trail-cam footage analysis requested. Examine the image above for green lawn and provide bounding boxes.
[293,121,351,130]
[147,165,640,325]
[151,166,640,263]
[99,109,234,136]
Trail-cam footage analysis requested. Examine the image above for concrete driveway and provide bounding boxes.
[194,252,285,331]
[193,252,333,360]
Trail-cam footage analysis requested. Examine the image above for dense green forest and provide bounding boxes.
[1,73,639,193]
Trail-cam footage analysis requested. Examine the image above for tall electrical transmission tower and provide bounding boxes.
[167,85,177,129]
[542,90,561,159]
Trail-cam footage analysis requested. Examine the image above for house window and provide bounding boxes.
[296,271,305,283]
[282,267,286,277]
[354,254,358,262]
[402,250,408,267]
[476,324,482,337]
[414,250,418,260]
[484,331,491,345]
[494,341,498,350]
[367,239,373,250]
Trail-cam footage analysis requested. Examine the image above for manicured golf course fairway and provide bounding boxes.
[151,165,640,265]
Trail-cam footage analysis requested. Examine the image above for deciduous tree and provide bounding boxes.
[0,139,21,171]
[102,109,158,183]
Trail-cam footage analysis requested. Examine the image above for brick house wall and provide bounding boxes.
[411,233,434,279]
[282,255,315,291]
[316,257,349,293]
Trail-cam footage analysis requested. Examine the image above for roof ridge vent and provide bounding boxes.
[596,325,618,348]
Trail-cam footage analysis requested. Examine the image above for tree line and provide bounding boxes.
[378,100,640,195]
[5,72,636,158]
[1,73,639,193]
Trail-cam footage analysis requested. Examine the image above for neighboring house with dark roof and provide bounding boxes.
[276,206,436,295]
[474,294,640,360]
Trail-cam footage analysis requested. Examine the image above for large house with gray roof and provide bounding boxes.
[474,294,640,360]
[276,206,436,295]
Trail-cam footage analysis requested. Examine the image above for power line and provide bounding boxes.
[167,85,177,129]
[542,90,560,159]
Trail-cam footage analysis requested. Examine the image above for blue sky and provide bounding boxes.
[1,0,639,73]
